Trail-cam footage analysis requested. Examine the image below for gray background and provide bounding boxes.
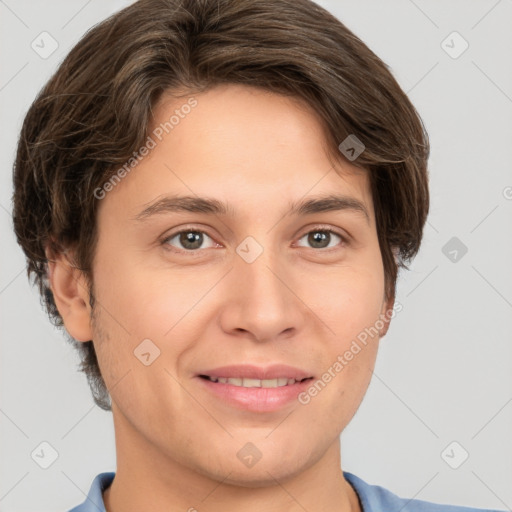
[1,1,511,510]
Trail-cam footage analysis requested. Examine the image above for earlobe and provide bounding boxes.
[47,249,93,342]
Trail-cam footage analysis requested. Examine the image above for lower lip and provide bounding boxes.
[197,377,313,412]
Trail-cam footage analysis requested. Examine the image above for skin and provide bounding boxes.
[49,84,394,512]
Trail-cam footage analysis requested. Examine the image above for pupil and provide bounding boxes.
[309,231,329,248]
[180,231,202,250]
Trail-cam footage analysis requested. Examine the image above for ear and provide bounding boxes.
[378,293,396,339]
[46,247,93,342]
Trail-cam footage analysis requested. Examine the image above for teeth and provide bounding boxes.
[243,378,261,387]
[206,376,302,388]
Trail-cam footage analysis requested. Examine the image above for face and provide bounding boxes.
[63,84,393,486]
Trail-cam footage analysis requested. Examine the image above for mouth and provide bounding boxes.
[195,364,314,412]
[199,375,313,388]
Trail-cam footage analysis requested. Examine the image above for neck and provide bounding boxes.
[103,408,361,512]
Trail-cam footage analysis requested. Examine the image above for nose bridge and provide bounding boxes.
[237,237,287,308]
[221,235,303,341]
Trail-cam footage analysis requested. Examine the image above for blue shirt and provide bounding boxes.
[68,471,505,512]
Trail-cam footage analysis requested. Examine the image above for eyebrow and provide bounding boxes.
[133,194,370,224]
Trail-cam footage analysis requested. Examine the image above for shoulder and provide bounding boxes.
[67,470,506,512]
[343,471,505,512]
[67,472,115,512]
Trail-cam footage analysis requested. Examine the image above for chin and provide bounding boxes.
[217,465,300,488]
[194,445,318,488]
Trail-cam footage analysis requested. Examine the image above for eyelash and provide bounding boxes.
[161,225,349,254]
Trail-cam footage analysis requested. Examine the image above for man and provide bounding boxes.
[11,0,504,511]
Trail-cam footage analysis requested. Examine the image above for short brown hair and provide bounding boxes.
[12,0,429,411]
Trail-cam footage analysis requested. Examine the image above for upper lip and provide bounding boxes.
[197,364,313,381]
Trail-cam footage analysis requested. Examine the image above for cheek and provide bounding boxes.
[307,257,385,344]
[89,258,196,417]
[301,252,384,408]
[90,244,224,371]
[93,240,179,330]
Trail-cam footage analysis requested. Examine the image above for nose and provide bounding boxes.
[218,243,306,343]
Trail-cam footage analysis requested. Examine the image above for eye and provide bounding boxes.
[296,228,346,250]
[162,229,218,251]
[161,226,348,254]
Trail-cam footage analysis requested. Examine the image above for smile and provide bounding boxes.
[200,375,312,388]
[196,365,315,412]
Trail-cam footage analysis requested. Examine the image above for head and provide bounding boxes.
[13,0,428,486]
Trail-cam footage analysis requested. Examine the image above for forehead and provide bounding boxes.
[151,84,342,170]
[99,83,373,222]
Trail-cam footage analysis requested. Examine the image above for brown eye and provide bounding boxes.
[296,229,345,250]
[163,230,216,251]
